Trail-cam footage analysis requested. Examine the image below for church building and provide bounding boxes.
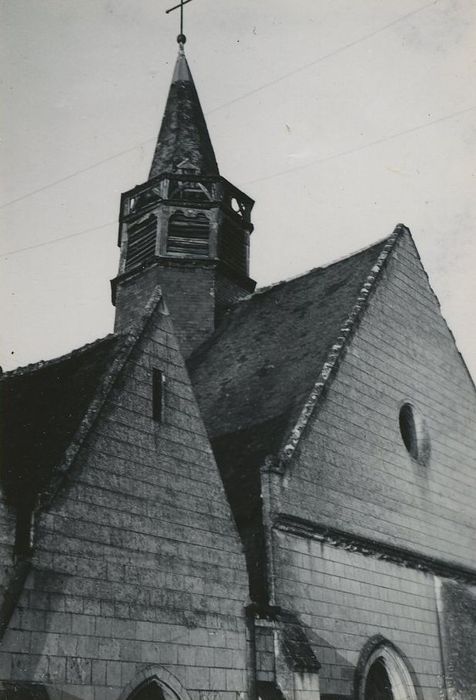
[1,32,476,700]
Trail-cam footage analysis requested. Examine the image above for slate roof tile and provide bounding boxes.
[189,232,398,459]
[0,334,124,506]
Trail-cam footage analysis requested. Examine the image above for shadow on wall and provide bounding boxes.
[280,610,355,700]
[441,581,476,700]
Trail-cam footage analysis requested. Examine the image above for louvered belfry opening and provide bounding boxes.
[125,215,157,270]
[112,45,257,346]
[167,211,209,257]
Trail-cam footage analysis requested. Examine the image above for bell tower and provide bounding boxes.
[112,37,256,357]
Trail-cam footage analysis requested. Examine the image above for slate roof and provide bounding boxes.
[189,231,399,464]
[188,228,401,601]
[149,47,219,178]
[0,334,124,507]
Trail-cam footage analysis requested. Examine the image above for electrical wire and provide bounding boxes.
[2,103,472,258]
[244,105,475,186]
[0,221,116,258]
[0,0,440,211]
[206,0,439,117]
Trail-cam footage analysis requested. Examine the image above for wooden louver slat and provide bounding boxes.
[125,215,157,270]
[167,212,209,257]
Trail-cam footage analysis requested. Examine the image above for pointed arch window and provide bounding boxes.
[167,211,209,257]
[125,676,185,700]
[358,642,418,700]
[128,679,166,700]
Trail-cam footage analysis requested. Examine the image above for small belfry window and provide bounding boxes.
[399,402,430,465]
[152,369,165,422]
[167,211,209,256]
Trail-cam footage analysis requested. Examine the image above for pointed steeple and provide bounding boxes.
[113,40,256,357]
[149,44,219,179]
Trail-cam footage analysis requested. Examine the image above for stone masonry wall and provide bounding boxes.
[115,264,217,359]
[274,531,443,700]
[280,231,476,568]
[153,266,216,358]
[0,300,250,700]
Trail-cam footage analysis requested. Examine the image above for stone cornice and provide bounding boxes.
[275,514,476,585]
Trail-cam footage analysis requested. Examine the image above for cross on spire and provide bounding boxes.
[165,0,195,44]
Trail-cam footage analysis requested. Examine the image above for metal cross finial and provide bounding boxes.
[165,0,195,44]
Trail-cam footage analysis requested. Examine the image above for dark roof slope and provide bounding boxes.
[190,235,394,449]
[0,335,124,507]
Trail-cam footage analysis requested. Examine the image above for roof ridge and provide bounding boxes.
[230,232,397,309]
[187,229,405,372]
[40,285,162,508]
[2,284,166,381]
[275,224,407,473]
[38,332,137,508]
[1,333,123,380]
[37,285,165,508]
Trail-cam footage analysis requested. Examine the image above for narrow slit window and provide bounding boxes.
[152,369,165,422]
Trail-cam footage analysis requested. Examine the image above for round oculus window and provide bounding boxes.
[398,402,430,465]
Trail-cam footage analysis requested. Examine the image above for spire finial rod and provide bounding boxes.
[165,0,195,44]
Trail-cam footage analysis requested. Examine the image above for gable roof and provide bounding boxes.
[189,227,402,466]
[0,335,125,507]
[0,286,164,510]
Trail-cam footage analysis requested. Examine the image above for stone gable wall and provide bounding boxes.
[0,303,250,700]
[280,231,476,568]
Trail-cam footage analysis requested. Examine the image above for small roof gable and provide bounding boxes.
[0,334,125,507]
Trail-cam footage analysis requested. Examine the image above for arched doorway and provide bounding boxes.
[128,678,167,700]
[357,641,418,700]
[119,666,192,700]
[364,658,394,700]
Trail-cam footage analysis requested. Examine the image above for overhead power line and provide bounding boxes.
[206,0,439,117]
[0,0,440,211]
[1,103,472,259]
[0,143,153,211]
[0,221,116,258]
[244,105,475,186]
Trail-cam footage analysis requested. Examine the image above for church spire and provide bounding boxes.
[149,40,219,179]
[112,38,256,357]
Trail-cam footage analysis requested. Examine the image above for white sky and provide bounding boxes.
[1,0,475,376]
